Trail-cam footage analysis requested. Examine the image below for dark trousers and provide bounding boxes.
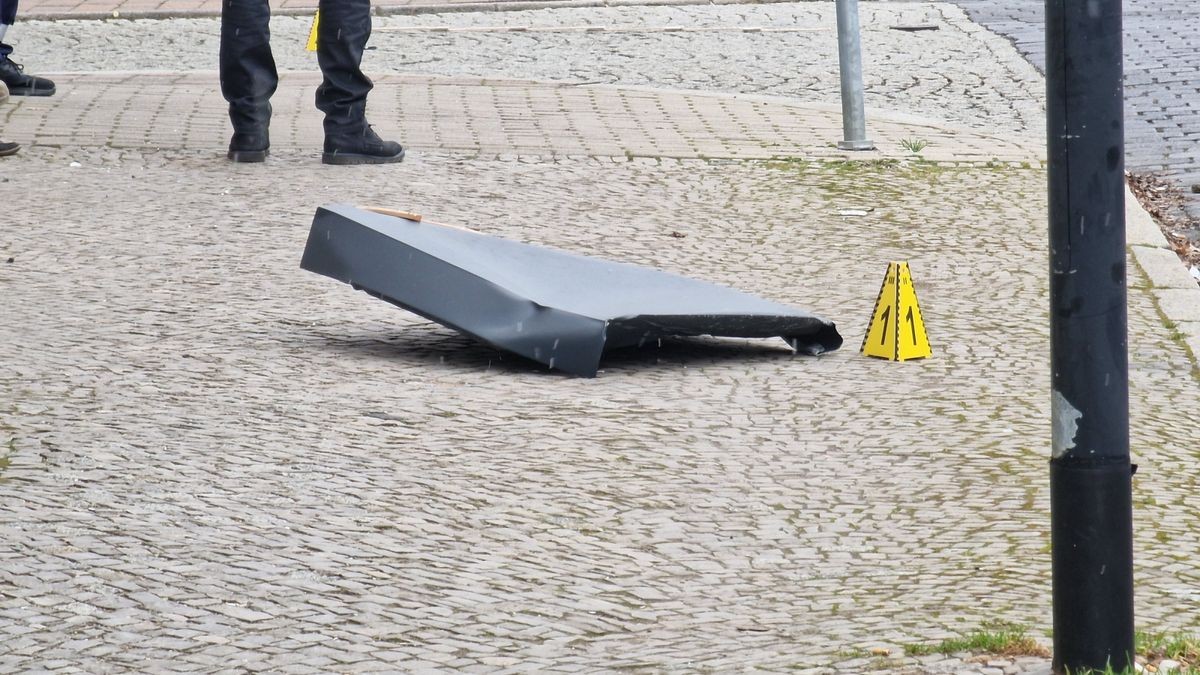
[219,0,374,137]
[1,0,18,58]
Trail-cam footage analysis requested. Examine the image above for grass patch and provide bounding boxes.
[904,621,1049,658]
[1064,666,1133,675]
[904,626,1200,674]
[0,438,13,479]
[1138,629,1200,665]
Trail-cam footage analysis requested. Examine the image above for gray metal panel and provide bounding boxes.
[301,204,842,376]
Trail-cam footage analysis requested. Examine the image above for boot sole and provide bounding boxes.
[6,86,55,97]
[228,149,269,163]
[322,149,406,165]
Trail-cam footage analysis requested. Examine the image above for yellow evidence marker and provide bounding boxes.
[860,261,932,361]
[306,11,320,52]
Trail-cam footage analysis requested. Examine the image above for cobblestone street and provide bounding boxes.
[2,1,1198,672]
[949,0,1200,241]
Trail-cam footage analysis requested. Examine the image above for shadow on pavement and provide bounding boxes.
[305,323,824,377]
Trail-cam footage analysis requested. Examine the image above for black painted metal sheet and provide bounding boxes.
[300,204,843,376]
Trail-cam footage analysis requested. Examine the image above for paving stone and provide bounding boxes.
[1155,289,1200,322]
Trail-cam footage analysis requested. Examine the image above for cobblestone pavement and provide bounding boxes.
[1,72,1038,163]
[948,0,1200,239]
[8,148,1199,673]
[2,2,1199,673]
[19,0,1200,227]
[5,145,1198,672]
[12,3,1046,142]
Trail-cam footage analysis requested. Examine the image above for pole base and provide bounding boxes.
[838,139,876,151]
[1050,458,1134,674]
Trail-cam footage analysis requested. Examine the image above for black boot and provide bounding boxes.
[322,125,404,165]
[228,128,270,163]
[0,56,55,96]
[0,140,19,157]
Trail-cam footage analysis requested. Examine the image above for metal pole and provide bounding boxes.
[835,0,874,151]
[1046,0,1133,671]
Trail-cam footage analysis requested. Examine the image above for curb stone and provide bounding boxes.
[1126,185,1200,364]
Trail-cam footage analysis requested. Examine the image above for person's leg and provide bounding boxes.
[0,80,17,155]
[315,0,403,164]
[0,0,56,97]
[1,25,20,156]
[0,0,15,49]
[219,0,276,162]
